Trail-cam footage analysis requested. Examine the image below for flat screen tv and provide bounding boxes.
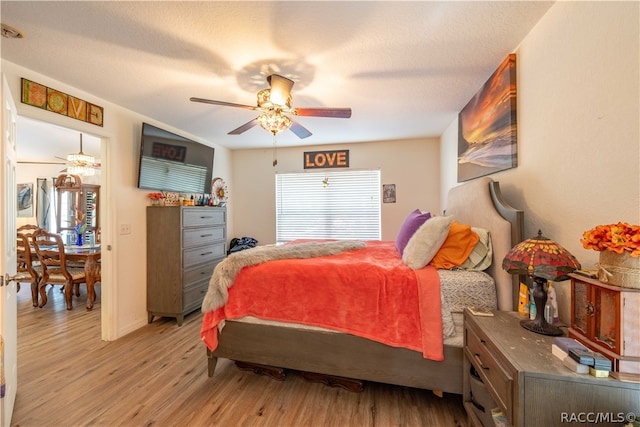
[137,123,214,194]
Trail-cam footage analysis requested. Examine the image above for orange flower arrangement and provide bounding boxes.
[581,222,640,257]
[147,192,164,200]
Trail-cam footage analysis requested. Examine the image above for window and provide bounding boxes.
[276,169,381,243]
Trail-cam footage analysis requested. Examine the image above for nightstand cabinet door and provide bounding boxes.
[571,278,590,336]
[147,206,226,326]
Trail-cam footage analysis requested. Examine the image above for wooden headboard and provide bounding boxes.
[445,177,524,311]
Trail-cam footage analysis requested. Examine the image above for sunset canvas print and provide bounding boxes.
[458,54,517,182]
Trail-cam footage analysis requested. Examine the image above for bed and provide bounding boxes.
[201,177,523,395]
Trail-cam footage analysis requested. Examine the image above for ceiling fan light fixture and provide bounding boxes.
[67,165,95,176]
[258,110,292,135]
[191,73,350,139]
[66,151,95,165]
[67,133,96,176]
[257,88,292,110]
[269,90,292,108]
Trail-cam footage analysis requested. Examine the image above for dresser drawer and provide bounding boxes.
[183,280,208,312]
[183,261,218,286]
[465,324,513,417]
[183,226,225,248]
[183,208,226,228]
[183,243,226,269]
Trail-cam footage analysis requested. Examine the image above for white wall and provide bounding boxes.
[3,61,232,339]
[231,137,440,245]
[440,1,639,321]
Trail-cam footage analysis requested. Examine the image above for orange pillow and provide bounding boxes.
[429,222,480,269]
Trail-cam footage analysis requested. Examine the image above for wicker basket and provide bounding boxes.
[597,251,640,289]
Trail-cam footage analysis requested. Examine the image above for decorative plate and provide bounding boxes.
[211,177,228,205]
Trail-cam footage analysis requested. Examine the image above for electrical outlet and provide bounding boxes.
[119,224,131,235]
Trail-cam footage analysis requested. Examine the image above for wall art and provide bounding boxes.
[17,183,33,217]
[458,54,517,182]
[21,78,104,127]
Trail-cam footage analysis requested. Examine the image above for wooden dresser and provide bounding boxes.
[147,206,226,325]
[463,309,640,427]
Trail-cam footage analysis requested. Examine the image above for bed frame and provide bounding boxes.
[206,177,523,395]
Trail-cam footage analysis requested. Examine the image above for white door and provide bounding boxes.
[0,74,18,427]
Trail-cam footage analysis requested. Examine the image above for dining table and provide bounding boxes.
[62,244,101,310]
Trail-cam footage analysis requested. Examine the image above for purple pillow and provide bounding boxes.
[395,209,432,254]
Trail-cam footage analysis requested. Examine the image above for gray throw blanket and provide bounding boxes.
[201,240,366,313]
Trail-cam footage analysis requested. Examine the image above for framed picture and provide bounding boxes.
[383,184,396,203]
[17,183,34,217]
[458,54,517,182]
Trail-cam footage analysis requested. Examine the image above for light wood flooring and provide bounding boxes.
[12,284,468,427]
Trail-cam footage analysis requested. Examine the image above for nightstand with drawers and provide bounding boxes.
[463,309,640,427]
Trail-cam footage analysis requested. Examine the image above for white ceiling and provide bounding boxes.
[1,1,553,162]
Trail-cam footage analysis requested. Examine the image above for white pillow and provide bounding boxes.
[402,216,453,270]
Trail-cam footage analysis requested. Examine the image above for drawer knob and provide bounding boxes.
[201,251,213,256]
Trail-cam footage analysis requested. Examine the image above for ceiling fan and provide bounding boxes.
[190,74,352,139]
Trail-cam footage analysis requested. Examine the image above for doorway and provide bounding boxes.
[15,115,104,327]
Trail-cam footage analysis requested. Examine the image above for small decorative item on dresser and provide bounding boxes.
[147,192,164,206]
[163,192,180,206]
[598,251,640,288]
[211,177,228,206]
[581,222,640,288]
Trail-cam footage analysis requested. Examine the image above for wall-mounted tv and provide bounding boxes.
[137,123,214,194]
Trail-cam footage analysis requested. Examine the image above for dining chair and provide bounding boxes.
[31,229,87,310]
[17,224,40,233]
[16,231,42,306]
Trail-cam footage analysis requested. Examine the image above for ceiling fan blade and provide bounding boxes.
[290,121,312,139]
[190,97,258,111]
[19,160,66,165]
[292,108,352,119]
[228,118,260,135]
[266,74,294,105]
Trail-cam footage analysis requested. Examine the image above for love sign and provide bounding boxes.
[304,150,350,169]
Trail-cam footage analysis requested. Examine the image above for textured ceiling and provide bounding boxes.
[1,1,554,161]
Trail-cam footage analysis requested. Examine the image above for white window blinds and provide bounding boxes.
[138,157,208,193]
[275,169,381,243]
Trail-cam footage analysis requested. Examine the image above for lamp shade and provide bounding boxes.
[502,230,581,281]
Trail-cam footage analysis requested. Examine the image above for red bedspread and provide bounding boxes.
[200,240,444,361]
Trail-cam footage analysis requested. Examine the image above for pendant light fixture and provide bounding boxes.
[67,133,96,176]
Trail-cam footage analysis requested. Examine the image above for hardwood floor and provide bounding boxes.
[12,284,468,427]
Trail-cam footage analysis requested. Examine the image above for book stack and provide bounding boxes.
[552,338,612,377]
[552,337,588,360]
